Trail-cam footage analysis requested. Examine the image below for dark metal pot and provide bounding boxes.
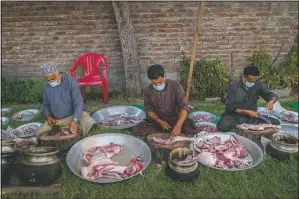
[1,141,19,185]
[18,147,62,186]
[266,133,298,161]
[165,148,200,182]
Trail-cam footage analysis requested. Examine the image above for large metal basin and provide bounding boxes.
[66,133,151,184]
[92,105,146,129]
[190,132,263,171]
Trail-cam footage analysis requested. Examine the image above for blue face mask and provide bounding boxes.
[153,80,166,91]
[243,77,255,88]
[49,80,60,87]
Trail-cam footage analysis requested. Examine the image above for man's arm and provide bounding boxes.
[225,86,257,117]
[69,78,84,121]
[259,82,278,103]
[42,87,51,118]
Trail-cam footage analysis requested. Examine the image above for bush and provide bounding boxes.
[248,35,298,89]
[1,78,46,104]
[248,45,286,89]
[280,35,298,85]
[180,56,230,100]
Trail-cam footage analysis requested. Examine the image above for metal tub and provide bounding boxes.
[66,133,151,183]
[92,105,146,129]
[190,132,264,171]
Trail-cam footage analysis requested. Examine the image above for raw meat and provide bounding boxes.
[195,124,217,133]
[23,127,35,136]
[81,157,144,180]
[98,115,143,127]
[240,124,281,131]
[1,110,8,116]
[191,115,210,122]
[61,129,72,136]
[280,111,298,122]
[80,142,145,180]
[16,140,35,149]
[194,135,252,169]
[174,155,195,164]
[16,114,24,120]
[83,142,122,164]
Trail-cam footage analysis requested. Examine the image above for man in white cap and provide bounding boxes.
[36,62,96,138]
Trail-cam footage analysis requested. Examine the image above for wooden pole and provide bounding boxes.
[185,2,205,102]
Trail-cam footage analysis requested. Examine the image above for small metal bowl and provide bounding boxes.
[1,108,13,116]
[1,117,9,126]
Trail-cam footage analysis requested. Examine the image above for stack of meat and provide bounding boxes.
[23,127,36,136]
[16,114,24,120]
[191,115,210,122]
[279,111,298,122]
[98,115,143,127]
[81,142,145,180]
[194,136,253,169]
[239,124,281,131]
[194,124,217,133]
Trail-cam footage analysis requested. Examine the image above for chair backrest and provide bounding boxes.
[70,53,107,79]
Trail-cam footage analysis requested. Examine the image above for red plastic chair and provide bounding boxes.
[69,53,108,104]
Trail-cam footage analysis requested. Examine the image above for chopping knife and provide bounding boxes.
[257,112,272,125]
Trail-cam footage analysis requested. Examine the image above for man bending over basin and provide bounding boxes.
[36,62,95,138]
[132,64,198,137]
[217,64,280,132]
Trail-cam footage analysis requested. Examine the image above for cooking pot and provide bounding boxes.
[18,147,62,186]
[266,133,298,161]
[1,141,19,185]
[165,148,199,182]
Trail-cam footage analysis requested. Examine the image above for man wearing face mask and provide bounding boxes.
[36,62,95,138]
[217,65,280,132]
[132,64,198,137]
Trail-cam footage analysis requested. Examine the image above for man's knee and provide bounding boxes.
[217,117,235,132]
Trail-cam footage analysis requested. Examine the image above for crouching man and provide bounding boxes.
[36,62,95,138]
[132,64,198,137]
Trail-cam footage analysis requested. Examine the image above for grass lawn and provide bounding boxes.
[1,97,298,199]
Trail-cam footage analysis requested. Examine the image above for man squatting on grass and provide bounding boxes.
[217,65,280,132]
[132,64,198,137]
[36,62,95,138]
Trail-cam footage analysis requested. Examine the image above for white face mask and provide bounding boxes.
[153,79,166,91]
[49,80,60,87]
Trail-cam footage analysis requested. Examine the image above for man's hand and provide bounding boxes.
[246,110,258,118]
[69,120,78,134]
[171,124,182,136]
[158,120,171,131]
[266,100,275,110]
[47,116,56,126]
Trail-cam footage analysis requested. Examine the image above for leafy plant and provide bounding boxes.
[1,78,46,104]
[248,45,286,89]
[180,56,230,100]
[280,35,298,85]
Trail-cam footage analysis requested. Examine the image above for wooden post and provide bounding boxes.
[185,2,205,102]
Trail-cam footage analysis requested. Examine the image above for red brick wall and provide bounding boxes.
[2,2,298,90]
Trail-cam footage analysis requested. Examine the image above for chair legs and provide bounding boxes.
[80,86,87,103]
[102,81,108,104]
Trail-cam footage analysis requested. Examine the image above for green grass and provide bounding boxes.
[2,97,298,199]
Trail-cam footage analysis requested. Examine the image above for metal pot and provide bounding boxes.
[266,133,298,161]
[1,142,19,185]
[18,147,62,186]
[165,148,199,182]
[2,141,18,153]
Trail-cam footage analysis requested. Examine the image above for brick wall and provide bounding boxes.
[2,2,298,91]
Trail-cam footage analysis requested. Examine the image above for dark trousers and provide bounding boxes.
[132,119,198,137]
[217,112,280,132]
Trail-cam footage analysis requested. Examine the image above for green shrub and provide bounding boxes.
[248,45,286,89]
[280,35,298,85]
[1,78,46,104]
[180,56,230,100]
